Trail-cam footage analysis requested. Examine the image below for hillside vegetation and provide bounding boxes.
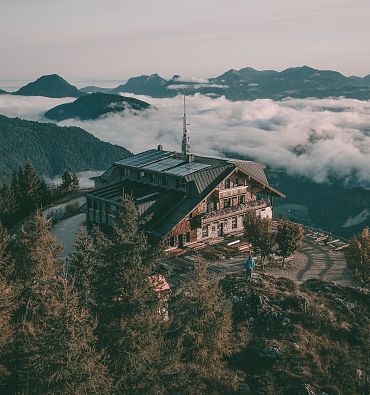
[0,115,131,178]
[222,273,370,394]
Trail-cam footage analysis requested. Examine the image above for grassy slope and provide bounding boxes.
[221,274,369,395]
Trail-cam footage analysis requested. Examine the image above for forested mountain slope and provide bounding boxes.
[45,92,150,121]
[0,115,131,178]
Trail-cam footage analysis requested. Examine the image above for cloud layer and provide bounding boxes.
[1,93,370,187]
[45,170,103,189]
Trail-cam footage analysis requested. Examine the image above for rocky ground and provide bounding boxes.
[222,273,370,395]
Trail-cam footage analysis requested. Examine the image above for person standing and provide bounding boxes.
[245,255,255,283]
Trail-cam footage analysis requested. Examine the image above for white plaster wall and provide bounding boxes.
[256,206,273,219]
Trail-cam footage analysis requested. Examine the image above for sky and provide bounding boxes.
[1,0,370,81]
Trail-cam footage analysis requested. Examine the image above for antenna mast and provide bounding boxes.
[181,89,190,155]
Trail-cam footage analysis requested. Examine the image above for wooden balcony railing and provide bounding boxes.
[201,199,269,224]
[218,185,249,198]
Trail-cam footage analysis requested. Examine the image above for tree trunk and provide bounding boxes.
[261,254,265,271]
[282,256,286,268]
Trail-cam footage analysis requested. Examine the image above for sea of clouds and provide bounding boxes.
[1,93,370,187]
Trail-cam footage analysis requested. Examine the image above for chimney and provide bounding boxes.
[186,154,195,163]
[157,144,163,151]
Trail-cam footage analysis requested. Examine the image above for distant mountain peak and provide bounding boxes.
[15,74,83,98]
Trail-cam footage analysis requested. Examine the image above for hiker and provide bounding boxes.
[245,255,255,283]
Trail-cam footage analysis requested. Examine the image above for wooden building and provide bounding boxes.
[86,146,285,251]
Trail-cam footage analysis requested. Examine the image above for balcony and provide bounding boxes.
[201,199,269,224]
[218,185,249,199]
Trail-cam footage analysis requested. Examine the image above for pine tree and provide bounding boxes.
[68,228,98,306]
[60,170,79,193]
[0,223,16,387]
[89,197,167,394]
[244,211,275,270]
[10,170,22,221]
[345,227,370,285]
[19,161,50,215]
[169,258,238,394]
[15,210,63,283]
[16,280,112,394]
[0,180,16,227]
[12,213,111,394]
[275,219,304,267]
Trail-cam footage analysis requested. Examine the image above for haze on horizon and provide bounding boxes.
[1,0,370,81]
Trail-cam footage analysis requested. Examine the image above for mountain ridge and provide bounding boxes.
[79,66,370,100]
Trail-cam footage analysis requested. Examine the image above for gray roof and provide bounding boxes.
[150,165,234,237]
[229,160,269,185]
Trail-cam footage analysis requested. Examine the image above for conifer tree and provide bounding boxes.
[11,170,21,220]
[15,210,63,283]
[0,223,16,387]
[0,180,16,227]
[68,228,98,306]
[60,170,79,193]
[346,227,370,285]
[12,212,111,394]
[0,222,15,279]
[169,258,238,393]
[18,161,50,215]
[88,197,167,394]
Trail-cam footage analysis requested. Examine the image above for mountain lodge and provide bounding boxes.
[85,96,285,251]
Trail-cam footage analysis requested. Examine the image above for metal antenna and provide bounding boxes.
[181,89,190,155]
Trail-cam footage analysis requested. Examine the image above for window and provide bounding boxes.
[223,198,231,208]
[185,232,191,243]
[149,173,154,183]
[225,179,231,189]
[162,176,168,186]
[202,226,209,238]
[176,178,186,190]
[136,171,140,180]
[236,177,244,186]
[232,216,238,229]
[238,195,245,205]
[179,178,186,190]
